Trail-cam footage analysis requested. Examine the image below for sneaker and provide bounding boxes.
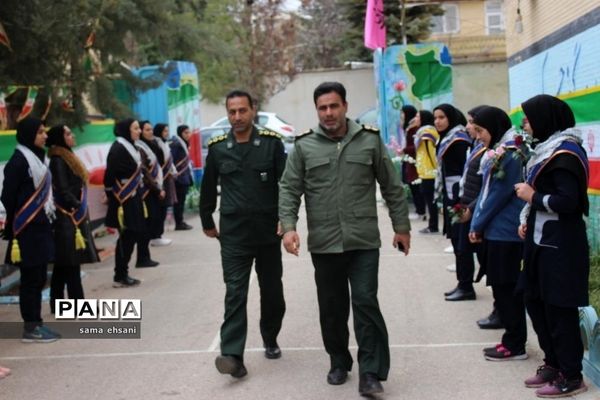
[483,343,503,354]
[535,374,587,398]
[484,344,528,361]
[113,276,141,288]
[525,365,559,388]
[443,245,454,253]
[150,238,172,247]
[22,325,61,343]
[408,213,420,220]
[419,227,439,234]
[446,264,456,272]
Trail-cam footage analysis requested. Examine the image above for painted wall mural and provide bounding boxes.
[374,43,453,145]
[508,23,600,250]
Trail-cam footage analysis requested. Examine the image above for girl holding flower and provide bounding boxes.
[514,95,589,397]
[468,106,527,361]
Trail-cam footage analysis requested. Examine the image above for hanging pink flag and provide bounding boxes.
[364,0,386,50]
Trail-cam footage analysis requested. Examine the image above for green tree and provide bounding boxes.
[328,0,443,63]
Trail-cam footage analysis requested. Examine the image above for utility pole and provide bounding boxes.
[400,0,407,45]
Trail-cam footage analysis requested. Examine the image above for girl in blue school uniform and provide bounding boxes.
[515,95,589,397]
[468,106,527,361]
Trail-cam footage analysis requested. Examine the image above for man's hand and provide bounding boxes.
[518,224,527,240]
[514,183,535,203]
[469,231,483,243]
[393,232,411,256]
[203,228,219,238]
[283,230,300,256]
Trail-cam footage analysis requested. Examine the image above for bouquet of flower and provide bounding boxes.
[486,134,534,179]
[447,203,466,224]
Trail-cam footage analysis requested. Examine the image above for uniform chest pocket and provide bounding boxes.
[305,157,331,187]
[252,162,274,183]
[219,161,239,174]
[345,154,373,184]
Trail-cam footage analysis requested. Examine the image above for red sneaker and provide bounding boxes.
[535,374,587,398]
[525,365,559,388]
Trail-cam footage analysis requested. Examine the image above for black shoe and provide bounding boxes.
[477,310,504,329]
[175,222,193,231]
[445,288,476,301]
[444,286,459,297]
[112,276,141,288]
[135,259,159,268]
[264,342,281,359]
[359,372,384,396]
[327,367,348,385]
[215,355,247,378]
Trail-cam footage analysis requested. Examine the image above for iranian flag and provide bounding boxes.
[16,87,38,122]
[0,92,7,130]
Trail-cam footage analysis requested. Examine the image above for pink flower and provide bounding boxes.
[487,150,496,158]
[394,80,406,92]
[496,146,505,156]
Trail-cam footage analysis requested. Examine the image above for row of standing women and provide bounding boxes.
[402,96,589,398]
[104,119,194,287]
[0,117,195,343]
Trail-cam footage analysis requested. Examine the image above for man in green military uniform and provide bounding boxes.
[200,89,286,378]
[278,82,411,396]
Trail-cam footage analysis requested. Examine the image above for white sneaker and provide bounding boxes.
[446,264,456,272]
[408,213,420,220]
[444,245,454,253]
[150,238,172,247]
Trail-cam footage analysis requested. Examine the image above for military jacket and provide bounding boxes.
[279,119,410,253]
[199,126,287,245]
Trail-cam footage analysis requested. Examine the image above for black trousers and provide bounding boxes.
[408,183,426,215]
[452,223,474,291]
[219,242,285,358]
[174,183,189,225]
[155,205,168,239]
[493,283,527,352]
[114,229,139,281]
[420,179,438,231]
[19,264,47,332]
[50,264,84,304]
[311,249,390,380]
[525,295,583,380]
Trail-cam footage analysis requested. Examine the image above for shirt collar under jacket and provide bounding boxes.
[314,118,363,142]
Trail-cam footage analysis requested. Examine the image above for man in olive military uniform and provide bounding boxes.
[200,89,286,378]
[278,82,411,396]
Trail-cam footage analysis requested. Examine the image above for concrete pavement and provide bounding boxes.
[0,204,598,399]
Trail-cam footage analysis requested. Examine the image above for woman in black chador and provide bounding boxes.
[170,124,194,230]
[104,119,146,287]
[1,118,59,342]
[47,125,99,311]
[515,95,589,397]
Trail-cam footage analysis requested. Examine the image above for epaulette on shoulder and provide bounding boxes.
[207,134,227,146]
[258,129,282,139]
[362,124,380,133]
[295,129,313,141]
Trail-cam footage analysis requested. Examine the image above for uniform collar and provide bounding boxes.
[313,118,362,142]
[226,126,260,149]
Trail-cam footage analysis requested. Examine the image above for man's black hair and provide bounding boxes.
[225,89,254,109]
[313,82,347,105]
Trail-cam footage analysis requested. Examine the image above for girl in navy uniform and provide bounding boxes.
[47,125,98,310]
[151,123,176,246]
[170,124,194,230]
[134,120,163,267]
[469,106,527,361]
[515,95,589,397]
[1,118,59,342]
[433,104,473,300]
[104,119,145,287]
